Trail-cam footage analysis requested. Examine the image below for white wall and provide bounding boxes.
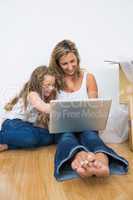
[0,0,133,111]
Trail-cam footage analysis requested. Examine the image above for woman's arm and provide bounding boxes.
[86,73,98,98]
[28,92,51,114]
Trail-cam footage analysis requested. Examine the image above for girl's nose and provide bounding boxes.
[49,86,55,90]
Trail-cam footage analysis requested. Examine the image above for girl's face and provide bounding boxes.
[59,52,78,76]
[42,75,55,98]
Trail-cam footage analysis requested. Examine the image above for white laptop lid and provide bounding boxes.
[49,99,112,134]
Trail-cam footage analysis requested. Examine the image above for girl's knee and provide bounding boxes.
[22,135,38,148]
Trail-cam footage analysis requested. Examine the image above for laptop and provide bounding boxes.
[49,98,112,133]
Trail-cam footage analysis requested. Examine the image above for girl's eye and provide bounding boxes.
[43,84,55,89]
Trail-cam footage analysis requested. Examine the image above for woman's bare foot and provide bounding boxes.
[71,151,110,178]
[93,153,110,177]
[0,144,8,152]
[71,151,96,177]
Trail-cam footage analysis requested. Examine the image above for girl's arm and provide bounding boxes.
[86,73,98,98]
[28,91,51,114]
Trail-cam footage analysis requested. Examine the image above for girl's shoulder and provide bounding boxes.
[28,91,40,100]
[27,91,40,105]
[27,91,43,108]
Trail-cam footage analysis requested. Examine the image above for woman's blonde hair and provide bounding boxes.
[49,39,81,90]
[4,65,56,128]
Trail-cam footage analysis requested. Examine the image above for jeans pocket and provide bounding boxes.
[2,119,25,130]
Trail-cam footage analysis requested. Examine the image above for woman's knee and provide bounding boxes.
[81,130,100,141]
[60,132,75,141]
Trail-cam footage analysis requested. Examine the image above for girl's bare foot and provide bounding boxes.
[0,144,8,152]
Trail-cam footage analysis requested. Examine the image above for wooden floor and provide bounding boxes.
[0,142,132,200]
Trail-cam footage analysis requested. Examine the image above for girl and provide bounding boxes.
[0,65,56,151]
[0,64,92,182]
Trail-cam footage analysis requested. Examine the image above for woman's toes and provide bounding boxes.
[93,160,103,169]
[87,152,95,162]
[71,158,81,170]
[76,166,93,178]
[73,151,96,168]
[88,161,94,167]
[76,167,86,177]
[71,161,78,170]
[95,166,110,177]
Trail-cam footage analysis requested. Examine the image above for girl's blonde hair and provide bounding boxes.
[4,65,56,128]
[49,39,81,90]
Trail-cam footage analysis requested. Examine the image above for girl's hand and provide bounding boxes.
[28,91,51,114]
[45,103,51,114]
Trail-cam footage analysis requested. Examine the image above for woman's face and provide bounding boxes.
[42,75,55,97]
[59,52,78,76]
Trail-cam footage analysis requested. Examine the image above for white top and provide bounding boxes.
[57,72,89,100]
[2,98,38,123]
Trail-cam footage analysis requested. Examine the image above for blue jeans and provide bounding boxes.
[54,130,128,181]
[0,119,128,181]
[0,119,55,149]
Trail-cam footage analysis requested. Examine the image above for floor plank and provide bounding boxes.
[0,142,132,200]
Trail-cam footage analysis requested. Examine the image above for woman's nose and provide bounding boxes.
[68,63,73,70]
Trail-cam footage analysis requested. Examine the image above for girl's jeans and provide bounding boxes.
[0,119,128,181]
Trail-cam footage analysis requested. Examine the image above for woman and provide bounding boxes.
[49,39,128,181]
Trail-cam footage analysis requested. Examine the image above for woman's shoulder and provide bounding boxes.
[81,68,95,79]
[84,70,98,98]
[87,73,96,81]
[86,72,97,87]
